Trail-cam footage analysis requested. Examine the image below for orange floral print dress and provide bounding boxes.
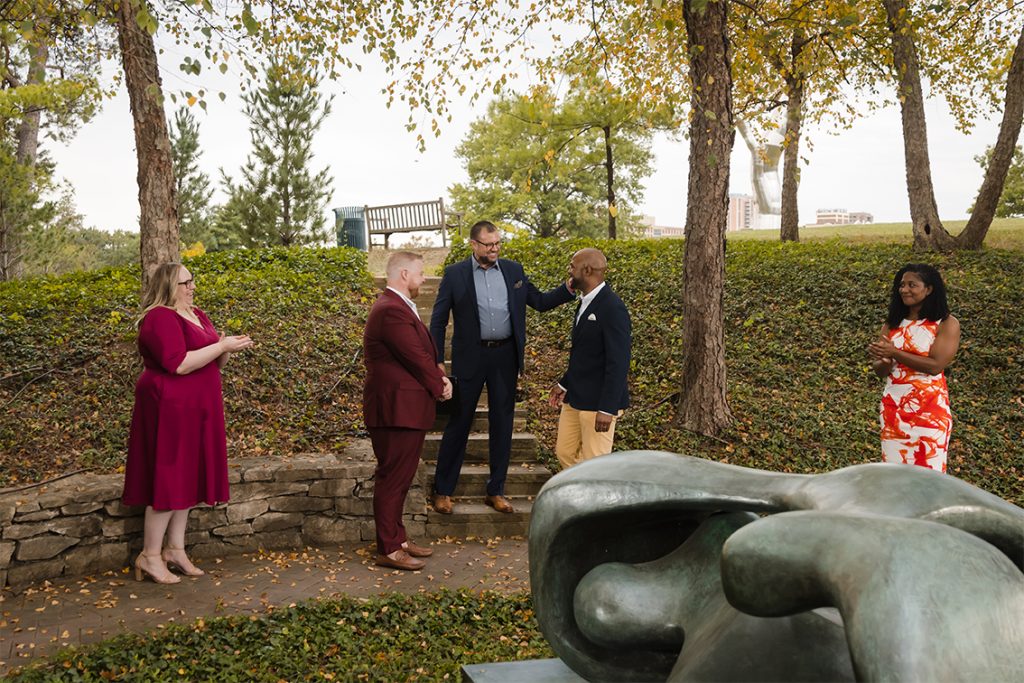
[879,318,951,472]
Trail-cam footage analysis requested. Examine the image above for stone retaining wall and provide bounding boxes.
[0,446,419,591]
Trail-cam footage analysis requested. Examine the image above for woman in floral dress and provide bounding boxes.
[869,264,960,472]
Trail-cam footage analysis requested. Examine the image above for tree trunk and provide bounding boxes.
[0,39,50,281]
[603,124,617,239]
[15,41,48,166]
[882,0,956,251]
[958,23,1024,249]
[0,204,14,282]
[676,0,735,436]
[116,0,179,289]
[281,185,292,246]
[779,30,805,242]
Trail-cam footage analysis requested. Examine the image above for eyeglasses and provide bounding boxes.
[177,277,195,287]
[472,239,501,250]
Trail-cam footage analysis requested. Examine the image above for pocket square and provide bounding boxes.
[514,280,523,289]
[587,313,597,321]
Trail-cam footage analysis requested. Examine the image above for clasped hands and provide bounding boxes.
[548,385,612,432]
[435,363,454,401]
[219,332,254,353]
[868,336,896,367]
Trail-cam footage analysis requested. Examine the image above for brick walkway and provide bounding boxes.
[0,537,529,674]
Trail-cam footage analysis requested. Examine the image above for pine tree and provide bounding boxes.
[169,107,213,248]
[220,64,334,247]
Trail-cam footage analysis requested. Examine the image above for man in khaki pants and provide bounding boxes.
[548,248,631,469]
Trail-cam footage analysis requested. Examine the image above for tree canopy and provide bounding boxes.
[450,83,655,239]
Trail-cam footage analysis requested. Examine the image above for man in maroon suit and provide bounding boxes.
[363,251,453,571]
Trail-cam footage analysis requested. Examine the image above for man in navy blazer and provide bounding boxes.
[430,221,574,514]
[548,248,631,469]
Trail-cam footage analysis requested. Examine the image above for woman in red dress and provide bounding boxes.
[869,264,960,472]
[123,263,254,584]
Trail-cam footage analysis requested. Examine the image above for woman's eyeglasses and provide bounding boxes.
[178,277,195,287]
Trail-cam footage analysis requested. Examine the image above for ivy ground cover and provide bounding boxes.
[1,239,1021,503]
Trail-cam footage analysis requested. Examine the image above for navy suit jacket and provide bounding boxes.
[560,284,631,414]
[430,257,574,379]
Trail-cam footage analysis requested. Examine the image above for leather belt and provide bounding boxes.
[479,338,513,348]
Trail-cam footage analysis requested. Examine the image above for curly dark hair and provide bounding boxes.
[886,263,950,328]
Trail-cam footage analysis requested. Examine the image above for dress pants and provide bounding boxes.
[554,403,620,470]
[368,426,427,555]
[433,343,517,497]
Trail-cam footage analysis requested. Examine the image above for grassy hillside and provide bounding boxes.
[1,239,1021,504]
[729,217,1024,250]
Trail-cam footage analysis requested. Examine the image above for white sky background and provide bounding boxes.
[47,28,1003,235]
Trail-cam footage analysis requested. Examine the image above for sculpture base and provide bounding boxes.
[461,658,586,682]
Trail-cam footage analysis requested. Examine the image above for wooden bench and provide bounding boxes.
[365,198,461,249]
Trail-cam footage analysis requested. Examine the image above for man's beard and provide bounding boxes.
[409,284,420,299]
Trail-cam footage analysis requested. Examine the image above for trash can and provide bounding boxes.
[333,206,368,251]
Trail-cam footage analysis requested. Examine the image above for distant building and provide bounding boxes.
[640,214,685,239]
[815,208,874,226]
[728,194,757,231]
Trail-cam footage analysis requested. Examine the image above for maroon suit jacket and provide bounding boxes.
[363,288,446,430]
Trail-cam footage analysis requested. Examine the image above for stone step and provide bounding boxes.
[422,498,534,539]
[431,407,527,432]
[422,433,538,462]
[424,463,551,498]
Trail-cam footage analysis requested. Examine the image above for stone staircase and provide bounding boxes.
[373,276,553,539]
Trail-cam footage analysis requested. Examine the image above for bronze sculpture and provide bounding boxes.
[529,452,1024,682]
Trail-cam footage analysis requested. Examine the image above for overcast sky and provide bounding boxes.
[47,41,1004,235]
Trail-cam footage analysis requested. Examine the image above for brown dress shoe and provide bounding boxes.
[401,540,434,558]
[375,549,425,571]
[485,495,515,514]
[432,494,453,515]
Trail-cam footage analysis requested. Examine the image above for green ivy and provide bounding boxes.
[3,240,1022,504]
[479,237,1023,505]
[0,247,374,486]
[7,590,551,682]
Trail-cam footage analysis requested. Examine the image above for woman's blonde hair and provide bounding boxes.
[137,262,185,326]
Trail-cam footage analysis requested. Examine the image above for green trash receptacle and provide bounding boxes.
[333,207,368,250]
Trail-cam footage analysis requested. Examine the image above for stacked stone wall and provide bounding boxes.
[0,449,418,591]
